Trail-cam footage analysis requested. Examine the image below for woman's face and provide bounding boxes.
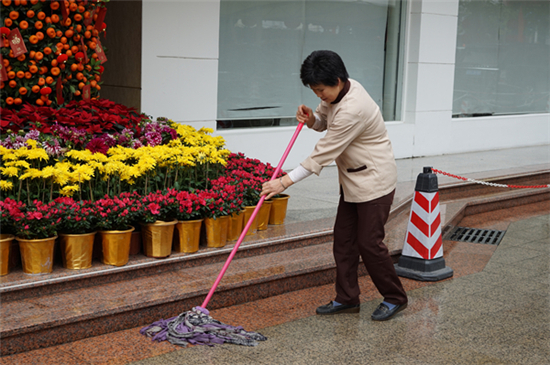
[310,79,343,104]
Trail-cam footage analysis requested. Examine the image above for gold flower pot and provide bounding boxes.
[141,220,177,258]
[173,219,203,253]
[243,206,259,236]
[204,215,230,248]
[0,234,14,276]
[98,227,135,266]
[269,194,290,225]
[129,231,142,255]
[228,210,245,241]
[9,240,21,271]
[58,232,96,270]
[16,235,57,275]
[257,200,273,231]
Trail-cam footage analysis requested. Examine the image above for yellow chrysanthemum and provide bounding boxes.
[125,165,142,179]
[41,166,57,179]
[89,152,109,163]
[66,149,94,162]
[0,180,13,191]
[59,185,80,197]
[25,148,49,162]
[19,168,43,180]
[70,164,95,182]
[0,145,14,157]
[52,163,71,186]
[12,160,31,169]
[1,166,20,177]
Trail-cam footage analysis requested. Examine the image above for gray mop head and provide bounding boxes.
[140,306,267,347]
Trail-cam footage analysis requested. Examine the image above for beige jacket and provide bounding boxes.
[301,79,397,203]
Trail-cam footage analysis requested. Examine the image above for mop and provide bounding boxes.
[141,122,305,347]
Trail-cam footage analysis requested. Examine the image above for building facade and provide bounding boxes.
[107,0,549,169]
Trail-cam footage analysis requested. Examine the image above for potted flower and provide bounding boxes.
[199,189,232,248]
[229,170,264,236]
[264,170,291,226]
[173,190,206,254]
[94,192,141,266]
[0,198,24,275]
[55,197,98,270]
[139,189,179,258]
[224,153,290,227]
[210,176,246,241]
[4,199,62,274]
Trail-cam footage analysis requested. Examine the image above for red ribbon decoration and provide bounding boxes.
[95,39,108,64]
[80,38,89,63]
[84,9,95,26]
[60,1,69,22]
[56,76,64,105]
[94,7,107,32]
[82,84,91,101]
[8,28,27,58]
[0,54,8,82]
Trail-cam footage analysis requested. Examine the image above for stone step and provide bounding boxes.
[1,170,548,356]
[0,218,337,303]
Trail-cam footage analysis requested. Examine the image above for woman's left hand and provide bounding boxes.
[261,177,289,200]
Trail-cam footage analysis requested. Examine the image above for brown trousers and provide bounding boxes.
[333,189,407,306]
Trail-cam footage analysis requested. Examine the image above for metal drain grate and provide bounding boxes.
[446,227,506,245]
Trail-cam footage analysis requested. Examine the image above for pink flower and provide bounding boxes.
[147,203,161,215]
[28,211,43,220]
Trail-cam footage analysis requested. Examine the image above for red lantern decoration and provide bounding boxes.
[75,52,84,63]
[57,54,68,64]
[40,87,52,95]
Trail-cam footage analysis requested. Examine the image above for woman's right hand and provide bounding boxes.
[296,105,314,126]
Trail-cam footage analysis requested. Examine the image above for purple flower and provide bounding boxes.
[24,130,40,142]
[43,139,63,157]
[86,138,109,154]
[167,127,178,140]
[101,133,117,147]
[145,131,162,147]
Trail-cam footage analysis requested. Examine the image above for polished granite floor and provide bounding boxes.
[3,201,548,365]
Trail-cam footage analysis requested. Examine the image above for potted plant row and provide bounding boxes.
[0,179,290,275]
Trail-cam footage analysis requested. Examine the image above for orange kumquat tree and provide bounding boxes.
[0,0,109,109]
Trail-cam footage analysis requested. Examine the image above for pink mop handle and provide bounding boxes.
[201,122,305,309]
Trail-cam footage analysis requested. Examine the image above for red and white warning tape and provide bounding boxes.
[431,168,550,189]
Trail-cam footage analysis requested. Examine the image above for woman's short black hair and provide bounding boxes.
[300,50,349,87]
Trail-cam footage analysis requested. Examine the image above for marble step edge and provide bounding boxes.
[1,255,339,337]
[0,226,335,300]
[441,186,550,238]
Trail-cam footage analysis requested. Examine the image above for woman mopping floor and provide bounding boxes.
[262,50,408,321]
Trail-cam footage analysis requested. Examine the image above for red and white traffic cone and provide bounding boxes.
[395,167,453,281]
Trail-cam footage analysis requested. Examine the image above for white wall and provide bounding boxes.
[140,0,550,169]
[141,0,219,129]
[404,0,549,157]
[404,0,459,157]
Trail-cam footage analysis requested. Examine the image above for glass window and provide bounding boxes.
[453,0,550,117]
[217,0,406,129]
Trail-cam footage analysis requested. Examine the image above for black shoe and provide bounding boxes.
[316,301,360,315]
[371,302,407,321]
